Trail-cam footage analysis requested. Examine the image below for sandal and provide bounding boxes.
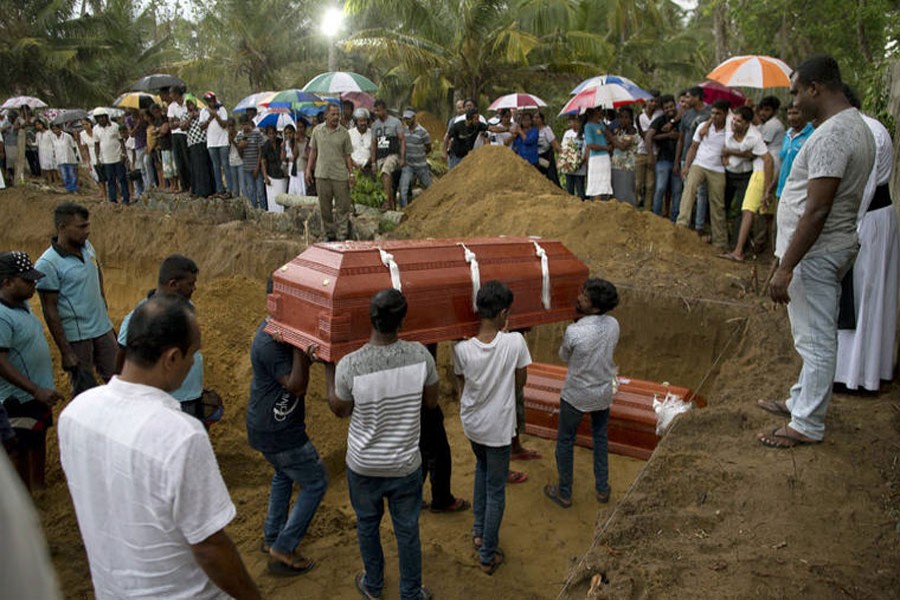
[597,489,611,504]
[472,535,482,550]
[506,470,528,484]
[757,399,790,417]
[510,448,542,461]
[757,426,822,449]
[267,554,316,577]
[430,497,470,513]
[355,571,381,599]
[479,549,505,575]
[543,484,572,509]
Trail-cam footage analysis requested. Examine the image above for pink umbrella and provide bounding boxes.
[698,81,746,109]
[488,93,547,111]
[342,91,375,110]
[559,84,644,115]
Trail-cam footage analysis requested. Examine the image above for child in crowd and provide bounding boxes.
[545,278,620,508]
[453,280,532,575]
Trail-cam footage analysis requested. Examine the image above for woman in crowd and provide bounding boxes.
[227,118,242,198]
[78,117,105,199]
[610,105,639,206]
[260,125,286,213]
[35,118,58,185]
[509,111,539,167]
[559,114,587,200]
[282,119,309,196]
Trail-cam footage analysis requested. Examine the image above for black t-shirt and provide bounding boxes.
[262,139,284,178]
[649,114,678,163]
[153,116,171,151]
[448,120,488,158]
[246,320,308,454]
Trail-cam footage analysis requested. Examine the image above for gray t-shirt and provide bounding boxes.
[335,340,438,478]
[372,115,403,159]
[679,105,711,162]
[775,108,875,259]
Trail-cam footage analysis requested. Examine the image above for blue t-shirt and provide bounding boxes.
[117,293,204,402]
[0,300,55,404]
[776,123,814,197]
[246,320,308,454]
[584,122,609,157]
[512,127,539,165]
[34,239,113,342]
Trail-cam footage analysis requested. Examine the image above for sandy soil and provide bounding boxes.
[2,146,898,600]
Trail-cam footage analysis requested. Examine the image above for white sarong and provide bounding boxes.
[586,154,613,197]
[265,177,287,213]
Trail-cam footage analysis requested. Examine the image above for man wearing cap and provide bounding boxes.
[0,251,64,492]
[349,108,372,172]
[35,203,116,391]
[93,109,129,204]
[398,110,432,209]
[200,92,231,197]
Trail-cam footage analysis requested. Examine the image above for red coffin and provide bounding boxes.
[524,363,705,460]
[265,238,589,363]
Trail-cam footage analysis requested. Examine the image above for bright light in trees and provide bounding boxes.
[320,6,345,39]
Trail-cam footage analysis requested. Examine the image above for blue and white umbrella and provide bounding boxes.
[570,75,652,100]
[233,91,277,113]
[254,111,296,131]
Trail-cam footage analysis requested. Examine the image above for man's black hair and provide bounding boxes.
[712,99,731,113]
[125,295,196,368]
[465,107,478,120]
[649,89,661,98]
[342,99,354,109]
[54,202,89,229]
[618,105,634,118]
[370,288,407,334]
[476,280,514,319]
[843,84,862,109]
[158,255,198,287]
[758,96,781,111]
[687,86,704,100]
[583,278,619,314]
[373,99,387,109]
[169,85,186,96]
[734,105,754,122]
[239,114,252,125]
[658,94,676,107]
[793,54,843,91]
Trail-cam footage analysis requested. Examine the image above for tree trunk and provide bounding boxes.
[857,0,873,64]
[15,133,26,185]
[712,1,729,64]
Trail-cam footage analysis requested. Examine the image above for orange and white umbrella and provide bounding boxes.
[706,55,792,89]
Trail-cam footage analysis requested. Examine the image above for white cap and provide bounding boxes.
[92,107,109,117]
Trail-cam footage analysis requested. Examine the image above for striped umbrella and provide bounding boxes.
[1,95,48,110]
[570,75,651,98]
[267,89,326,113]
[302,71,378,95]
[559,84,646,115]
[233,91,277,113]
[488,93,547,111]
[706,55,792,88]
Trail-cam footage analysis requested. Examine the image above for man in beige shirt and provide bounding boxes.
[306,104,354,242]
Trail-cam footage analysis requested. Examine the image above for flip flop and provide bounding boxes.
[543,484,572,509]
[267,555,316,577]
[757,399,790,417]
[479,548,505,575]
[430,497,470,513]
[757,426,822,449]
[717,252,744,262]
[510,448,542,461]
[355,571,380,599]
[506,470,528,484]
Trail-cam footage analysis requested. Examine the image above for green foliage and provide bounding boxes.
[351,170,387,208]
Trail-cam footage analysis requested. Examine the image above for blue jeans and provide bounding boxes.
[566,173,586,200]
[347,469,423,600]
[695,182,708,231]
[228,165,241,196]
[102,161,129,204]
[652,160,683,220]
[448,154,461,170]
[399,164,432,208]
[469,441,509,565]
[555,398,610,500]
[262,440,328,555]
[785,249,856,440]
[58,164,77,192]
[242,169,266,209]
[208,146,229,194]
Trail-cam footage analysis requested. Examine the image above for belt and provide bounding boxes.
[868,183,891,212]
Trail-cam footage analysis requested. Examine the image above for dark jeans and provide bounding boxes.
[565,173,586,200]
[171,133,191,190]
[555,398,609,500]
[263,440,328,554]
[469,441,509,565]
[102,161,129,204]
[420,404,455,509]
[25,149,40,176]
[347,469,423,599]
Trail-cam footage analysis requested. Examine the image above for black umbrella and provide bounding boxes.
[51,108,88,125]
[130,73,185,92]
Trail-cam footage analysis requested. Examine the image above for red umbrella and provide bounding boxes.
[488,93,547,111]
[342,91,375,110]
[698,81,746,109]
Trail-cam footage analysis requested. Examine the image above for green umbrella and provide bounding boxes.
[301,71,378,95]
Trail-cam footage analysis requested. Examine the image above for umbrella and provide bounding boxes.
[559,84,647,115]
[342,91,375,110]
[1,95,48,110]
[254,111,296,131]
[488,93,547,111]
[112,92,161,110]
[570,74,651,97]
[698,80,746,109]
[51,109,88,126]
[267,89,325,112]
[233,91,277,113]
[706,55,792,89]
[302,71,378,95]
[130,73,185,92]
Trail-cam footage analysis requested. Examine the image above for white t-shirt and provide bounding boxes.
[59,377,236,600]
[724,126,767,174]
[453,331,532,447]
[636,109,662,155]
[79,129,97,165]
[93,123,122,165]
[200,106,228,148]
[168,100,188,134]
[349,127,372,168]
[51,131,79,164]
[690,121,727,173]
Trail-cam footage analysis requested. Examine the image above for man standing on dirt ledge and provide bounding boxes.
[306,103,354,242]
[758,55,875,448]
[35,203,117,392]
